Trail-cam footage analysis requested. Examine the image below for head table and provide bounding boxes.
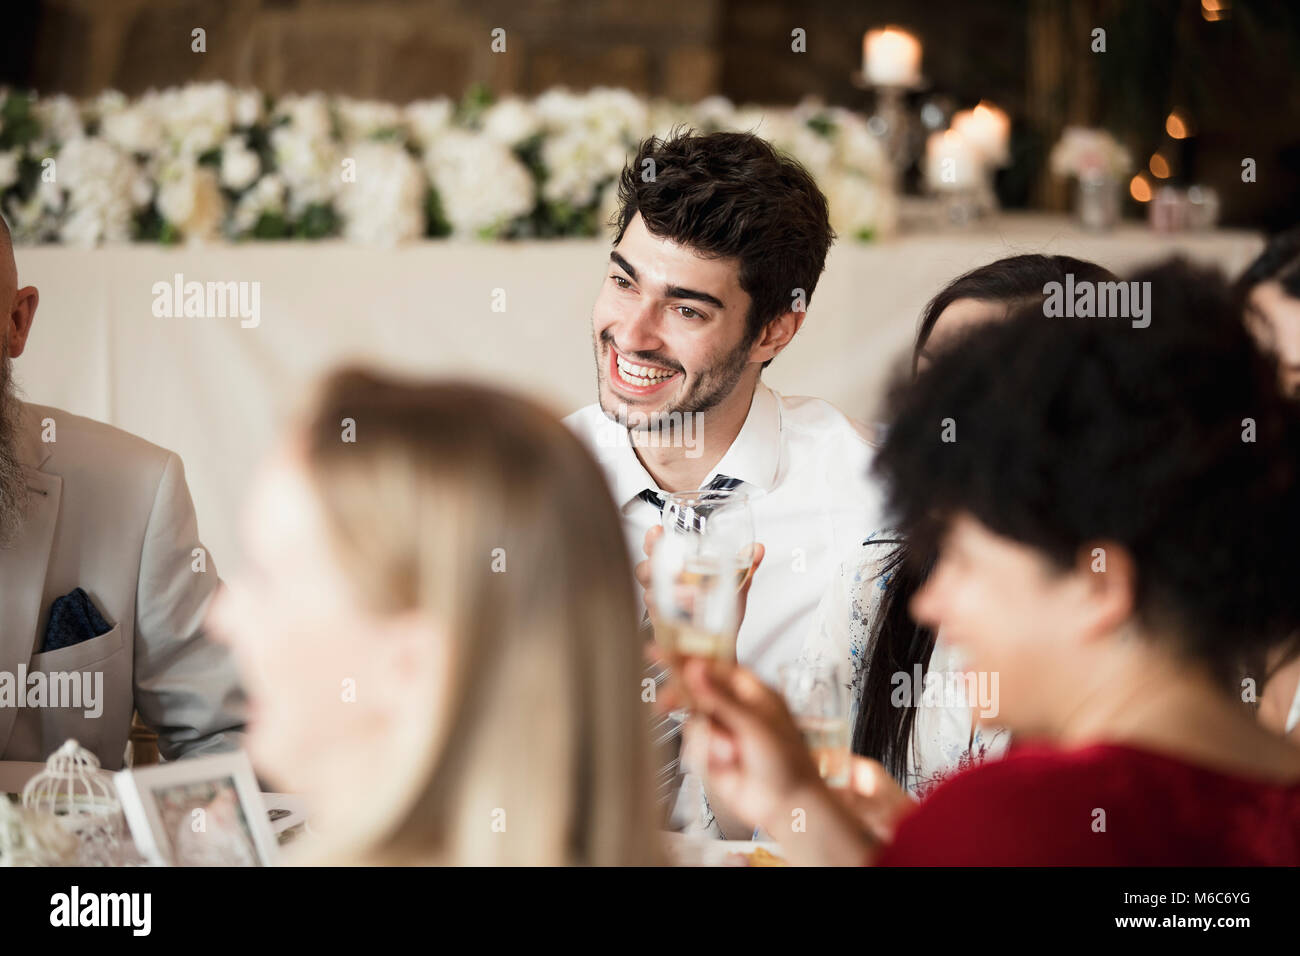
[14,214,1261,569]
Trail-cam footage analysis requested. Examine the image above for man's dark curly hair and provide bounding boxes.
[874,257,1300,682]
[612,129,834,367]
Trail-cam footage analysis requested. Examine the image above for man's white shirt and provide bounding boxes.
[565,381,884,684]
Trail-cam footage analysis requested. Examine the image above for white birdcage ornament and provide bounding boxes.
[21,739,124,864]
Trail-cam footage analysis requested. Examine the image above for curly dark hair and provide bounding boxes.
[873,257,1300,683]
[612,129,834,366]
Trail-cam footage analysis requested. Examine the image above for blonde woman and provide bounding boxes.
[208,369,659,865]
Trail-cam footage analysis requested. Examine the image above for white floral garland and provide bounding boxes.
[0,83,897,246]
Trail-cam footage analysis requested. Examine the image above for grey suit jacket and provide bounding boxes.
[1,401,246,768]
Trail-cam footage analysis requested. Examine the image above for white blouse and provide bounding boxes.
[799,536,1010,797]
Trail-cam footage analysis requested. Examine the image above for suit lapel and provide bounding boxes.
[0,403,62,755]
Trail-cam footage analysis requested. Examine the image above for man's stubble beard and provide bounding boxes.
[0,337,30,547]
[595,325,756,431]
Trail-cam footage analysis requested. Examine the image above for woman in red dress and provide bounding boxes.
[680,258,1300,865]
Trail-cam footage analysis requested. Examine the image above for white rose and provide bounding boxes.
[220,136,261,191]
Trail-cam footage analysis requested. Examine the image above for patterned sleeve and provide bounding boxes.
[798,536,900,722]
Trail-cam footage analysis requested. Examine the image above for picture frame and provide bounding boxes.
[114,751,278,867]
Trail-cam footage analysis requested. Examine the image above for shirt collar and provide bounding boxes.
[605,381,782,507]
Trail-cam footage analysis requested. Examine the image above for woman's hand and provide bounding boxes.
[681,660,879,865]
[679,660,821,828]
[836,756,918,844]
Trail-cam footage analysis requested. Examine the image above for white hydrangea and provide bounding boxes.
[273,93,333,141]
[31,94,83,147]
[232,173,286,234]
[97,91,164,155]
[3,191,59,242]
[540,126,627,208]
[271,124,338,215]
[335,140,425,245]
[155,83,237,157]
[53,136,145,245]
[405,98,454,149]
[480,97,540,147]
[424,129,534,236]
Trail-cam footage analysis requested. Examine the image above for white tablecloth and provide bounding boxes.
[14,214,1263,569]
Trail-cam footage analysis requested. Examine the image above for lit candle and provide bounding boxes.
[925,130,979,192]
[863,27,922,87]
[950,101,1010,166]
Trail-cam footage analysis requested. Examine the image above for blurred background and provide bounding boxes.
[2,0,1295,568]
[2,0,1297,226]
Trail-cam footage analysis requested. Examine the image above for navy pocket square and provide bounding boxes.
[42,588,112,653]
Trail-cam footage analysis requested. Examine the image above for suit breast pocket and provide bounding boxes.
[29,623,126,672]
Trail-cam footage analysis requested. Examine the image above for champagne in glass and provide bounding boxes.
[780,662,851,788]
[651,490,753,709]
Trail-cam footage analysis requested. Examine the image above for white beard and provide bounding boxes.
[0,340,30,547]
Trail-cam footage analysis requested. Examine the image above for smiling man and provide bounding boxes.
[566,130,884,685]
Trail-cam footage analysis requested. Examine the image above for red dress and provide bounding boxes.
[877,741,1300,866]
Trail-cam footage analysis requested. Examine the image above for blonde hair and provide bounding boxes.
[298,368,658,865]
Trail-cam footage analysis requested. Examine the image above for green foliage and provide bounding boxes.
[424,187,452,238]
[293,202,338,239]
[0,93,40,150]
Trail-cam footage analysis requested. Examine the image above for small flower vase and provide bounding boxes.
[1075,170,1121,231]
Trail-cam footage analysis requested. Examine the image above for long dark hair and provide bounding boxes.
[912,254,1120,375]
[1236,225,1300,298]
[1236,226,1300,679]
[856,254,1117,782]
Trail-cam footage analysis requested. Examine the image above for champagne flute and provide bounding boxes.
[780,662,851,788]
[650,489,754,713]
